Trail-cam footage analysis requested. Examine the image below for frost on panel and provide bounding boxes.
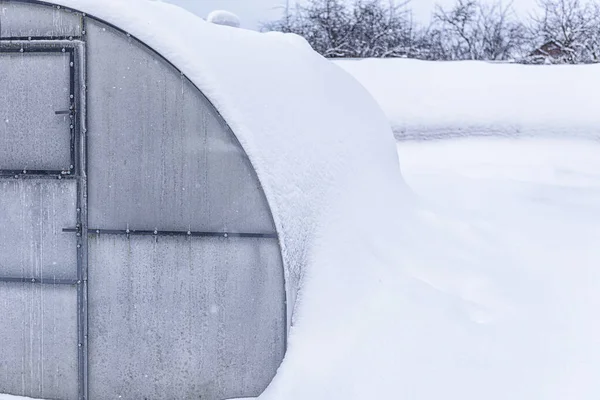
[0,283,78,400]
[0,52,71,170]
[86,20,274,233]
[0,180,77,280]
[87,235,285,400]
[0,1,82,39]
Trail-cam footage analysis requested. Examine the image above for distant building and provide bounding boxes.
[527,40,574,64]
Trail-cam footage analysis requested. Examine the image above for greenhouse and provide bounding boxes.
[0,0,403,399]
[0,1,285,399]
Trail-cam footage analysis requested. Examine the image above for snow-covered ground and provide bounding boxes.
[394,137,600,399]
[264,136,600,400]
[336,58,600,141]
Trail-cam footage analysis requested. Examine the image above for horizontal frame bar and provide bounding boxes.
[0,36,82,42]
[0,276,79,285]
[63,228,278,239]
[0,170,76,179]
[0,45,75,53]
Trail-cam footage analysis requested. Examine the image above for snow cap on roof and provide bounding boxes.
[206,9,241,28]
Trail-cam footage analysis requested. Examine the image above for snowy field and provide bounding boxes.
[395,137,600,399]
[336,58,600,141]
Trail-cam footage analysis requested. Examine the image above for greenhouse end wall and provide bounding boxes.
[0,1,286,399]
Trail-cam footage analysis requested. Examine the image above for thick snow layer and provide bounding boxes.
[48,0,408,398]
[336,58,600,141]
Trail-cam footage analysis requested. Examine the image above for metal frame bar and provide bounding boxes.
[76,29,89,400]
[0,170,76,178]
[0,276,79,285]
[63,228,278,239]
[0,35,82,41]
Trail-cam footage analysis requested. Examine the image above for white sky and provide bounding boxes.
[163,0,540,30]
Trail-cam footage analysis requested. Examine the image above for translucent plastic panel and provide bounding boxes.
[0,180,77,280]
[88,235,285,400]
[86,20,274,233]
[0,52,71,170]
[0,1,82,38]
[0,282,78,400]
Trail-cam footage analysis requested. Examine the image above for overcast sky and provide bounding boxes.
[163,0,540,30]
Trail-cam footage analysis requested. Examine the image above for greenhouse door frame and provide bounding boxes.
[0,40,88,400]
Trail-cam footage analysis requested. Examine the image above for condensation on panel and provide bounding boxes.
[0,52,71,170]
[88,235,286,400]
[0,1,82,38]
[86,20,275,233]
[0,282,78,400]
[0,180,77,280]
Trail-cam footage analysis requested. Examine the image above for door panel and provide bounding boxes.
[0,44,81,400]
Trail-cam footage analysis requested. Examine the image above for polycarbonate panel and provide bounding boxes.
[0,1,82,38]
[0,51,71,170]
[86,20,274,233]
[0,282,78,400]
[0,180,77,279]
[88,235,285,400]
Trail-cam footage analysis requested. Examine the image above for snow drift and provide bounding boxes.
[336,58,600,141]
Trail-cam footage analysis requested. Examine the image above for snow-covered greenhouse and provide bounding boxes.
[0,1,403,400]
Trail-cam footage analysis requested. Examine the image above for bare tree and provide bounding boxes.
[348,0,417,57]
[480,2,527,60]
[261,0,417,58]
[261,0,600,63]
[432,0,526,61]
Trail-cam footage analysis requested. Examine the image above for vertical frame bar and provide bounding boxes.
[73,37,88,400]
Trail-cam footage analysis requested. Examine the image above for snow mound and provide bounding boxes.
[206,9,241,28]
[336,58,600,141]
